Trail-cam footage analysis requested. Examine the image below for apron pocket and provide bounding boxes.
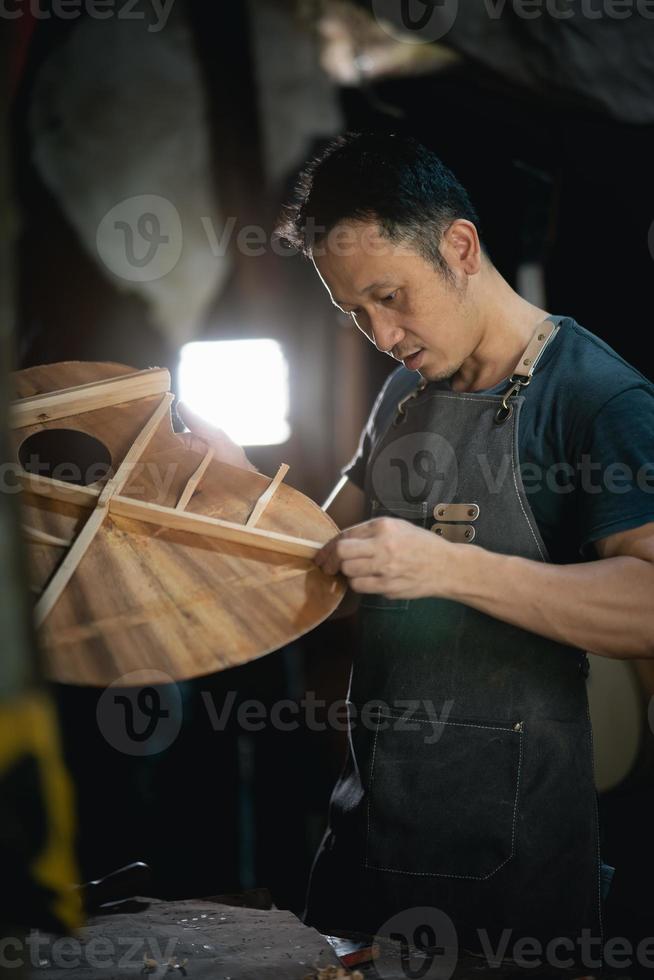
[365,710,523,879]
[360,500,430,612]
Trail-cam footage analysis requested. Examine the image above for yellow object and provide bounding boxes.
[0,690,82,931]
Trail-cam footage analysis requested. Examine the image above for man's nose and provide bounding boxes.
[369,312,404,354]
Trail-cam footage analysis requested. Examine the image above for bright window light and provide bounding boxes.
[178,339,291,446]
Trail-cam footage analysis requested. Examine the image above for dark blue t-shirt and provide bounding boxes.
[343,316,654,564]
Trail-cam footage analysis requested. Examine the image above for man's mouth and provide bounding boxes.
[400,349,425,371]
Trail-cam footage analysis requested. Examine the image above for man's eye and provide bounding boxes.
[381,292,397,303]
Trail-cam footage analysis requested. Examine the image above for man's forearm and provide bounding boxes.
[444,546,654,659]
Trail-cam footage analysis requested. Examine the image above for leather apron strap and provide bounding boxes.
[394,316,560,426]
[494,317,560,425]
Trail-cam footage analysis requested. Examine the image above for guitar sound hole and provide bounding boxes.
[18,429,112,486]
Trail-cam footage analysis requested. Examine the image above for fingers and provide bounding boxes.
[176,402,256,471]
[340,558,379,578]
[178,430,211,456]
[176,402,227,445]
[348,576,387,595]
[315,539,396,595]
[315,534,376,575]
[339,519,383,539]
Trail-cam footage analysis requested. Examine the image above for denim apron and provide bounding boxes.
[305,318,602,951]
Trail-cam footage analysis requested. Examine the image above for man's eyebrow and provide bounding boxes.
[333,280,395,308]
[361,279,394,294]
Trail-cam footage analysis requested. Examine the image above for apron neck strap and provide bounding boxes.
[494,317,560,426]
[510,317,560,382]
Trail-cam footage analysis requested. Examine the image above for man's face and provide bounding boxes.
[312,220,478,382]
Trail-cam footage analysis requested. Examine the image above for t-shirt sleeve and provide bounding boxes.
[340,368,408,491]
[577,385,654,557]
[341,429,370,491]
[341,393,382,491]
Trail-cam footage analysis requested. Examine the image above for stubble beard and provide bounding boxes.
[419,356,464,384]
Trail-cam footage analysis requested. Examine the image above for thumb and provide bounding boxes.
[176,401,229,444]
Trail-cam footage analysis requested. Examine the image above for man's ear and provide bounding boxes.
[441,219,482,275]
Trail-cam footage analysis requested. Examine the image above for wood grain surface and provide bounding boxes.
[11,362,345,687]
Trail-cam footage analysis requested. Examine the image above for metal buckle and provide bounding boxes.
[393,379,428,425]
[493,319,558,425]
[394,390,414,425]
[493,376,530,426]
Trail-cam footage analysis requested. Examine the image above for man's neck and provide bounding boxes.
[449,270,550,393]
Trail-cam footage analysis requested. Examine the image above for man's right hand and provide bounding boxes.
[176,402,258,472]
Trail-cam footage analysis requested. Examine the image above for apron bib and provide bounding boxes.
[305,317,602,951]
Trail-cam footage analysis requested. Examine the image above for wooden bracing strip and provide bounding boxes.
[18,471,97,507]
[33,394,174,627]
[9,367,170,429]
[246,463,290,527]
[175,446,214,511]
[22,525,72,547]
[19,469,322,563]
[109,496,322,559]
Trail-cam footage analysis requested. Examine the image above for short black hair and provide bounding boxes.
[276,132,482,276]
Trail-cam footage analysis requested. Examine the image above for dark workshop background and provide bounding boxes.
[5,0,654,940]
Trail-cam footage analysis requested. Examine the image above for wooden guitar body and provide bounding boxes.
[10,362,345,686]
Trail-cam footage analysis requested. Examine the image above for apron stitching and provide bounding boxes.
[364,715,382,870]
[510,408,546,562]
[364,718,524,881]
[374,712,521,732]
[404,392,507,411]
[585,697,604,955]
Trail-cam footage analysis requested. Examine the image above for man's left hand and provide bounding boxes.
[315,517,455,600]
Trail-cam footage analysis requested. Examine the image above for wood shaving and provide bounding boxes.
[303,967,363,980]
